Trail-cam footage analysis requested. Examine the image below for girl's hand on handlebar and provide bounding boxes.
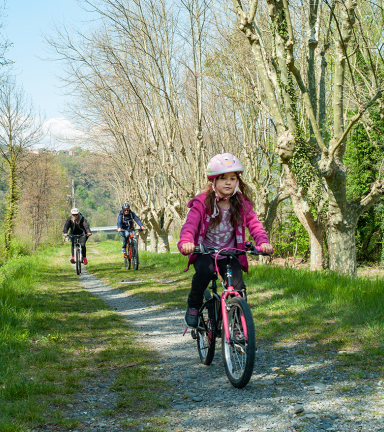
[260,243,273,254]
[63,233,68,237]
[117,228,121,233]
[87,232,92,236]
[182,242,195,255]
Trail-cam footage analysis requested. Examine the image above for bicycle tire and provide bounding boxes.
[196,300,216,365]
[222,296,255,388]
[124,255,131,270]
[76,246,81,275]
[132,242,139,270]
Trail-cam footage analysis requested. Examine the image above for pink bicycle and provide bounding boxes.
[188,243,270,388]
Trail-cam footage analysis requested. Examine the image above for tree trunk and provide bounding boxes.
[137,230,148,251]
[4,161,19,253]
[327,223,357,275]
[158,231,170,253]
[149,228,158,252]
[309,229,324,271]
[288,181,325,271]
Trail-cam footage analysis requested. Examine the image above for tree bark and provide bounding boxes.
[309,228,324,271]
[4,160,18,253]
[137,229,148,251]
[149,228,158,252]
[327,223,357,275]
[158,231,170,253]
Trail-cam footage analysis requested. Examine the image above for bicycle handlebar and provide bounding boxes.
[68,234,86,238]
[193,244,271,257]
[120,228,147,232]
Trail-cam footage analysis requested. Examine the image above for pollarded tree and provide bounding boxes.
[0,79,44,253]
[204,31,289,234]
[228,0,384,274]
[49,0,214,252]
[344,103,384,263]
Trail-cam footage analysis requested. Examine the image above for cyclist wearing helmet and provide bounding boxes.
[63,208,92,265]
[117,203,146,254]
[178,153,273,328]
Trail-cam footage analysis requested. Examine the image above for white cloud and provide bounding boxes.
[41,117,86,149]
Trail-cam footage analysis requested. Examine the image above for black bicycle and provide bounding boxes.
[188,242,270,388]
[69,234,85,275]
[121,228,146,270]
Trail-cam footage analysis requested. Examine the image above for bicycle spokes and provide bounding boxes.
[227,308,247,374]
[196,306,216,365]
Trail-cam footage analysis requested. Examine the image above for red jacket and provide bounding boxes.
[177,191,270,273]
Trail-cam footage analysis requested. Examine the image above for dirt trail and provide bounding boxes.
[73,268,384,432]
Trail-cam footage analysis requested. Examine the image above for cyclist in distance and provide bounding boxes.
[178,153,273,328]
[117,203,146,255]
[63,208,92,265]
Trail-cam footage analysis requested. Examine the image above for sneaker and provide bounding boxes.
[122,247,126,254]
[83,257,88,265]
[70,256,75,263]
[184,307,199,328]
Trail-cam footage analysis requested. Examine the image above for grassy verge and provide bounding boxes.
[0,246,171,432]
[87,241,384,376]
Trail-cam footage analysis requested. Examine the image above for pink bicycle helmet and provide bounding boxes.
[206,153,244,179]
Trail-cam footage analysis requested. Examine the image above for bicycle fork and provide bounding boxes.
[221,289,248,344]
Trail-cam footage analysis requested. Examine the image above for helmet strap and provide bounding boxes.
[211,179,239,218]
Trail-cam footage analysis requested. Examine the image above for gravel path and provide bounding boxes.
[76,269,384,432]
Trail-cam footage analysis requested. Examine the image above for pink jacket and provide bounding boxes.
[177,191,270,273]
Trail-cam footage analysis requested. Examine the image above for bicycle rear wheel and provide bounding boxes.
[76,246,81,275]
[132,242,139,270]
[222,297,255,388]
[196,300,216,365]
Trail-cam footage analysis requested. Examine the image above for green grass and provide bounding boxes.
[87,241,191,308]
[0,245,171,432]
[4,239,382,430]
[86,241,384,375]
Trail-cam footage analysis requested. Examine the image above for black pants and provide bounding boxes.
[188,254,246,309]
[71,235,88,258]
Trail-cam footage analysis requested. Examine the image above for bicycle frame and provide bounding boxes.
[189,243,271,388]
[121,229,136,257]
[128,232,135,258]
[69,234,85,274]
[216,256,247,344]
[69,235,84,252]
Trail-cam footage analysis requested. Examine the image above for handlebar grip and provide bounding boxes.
[193,245,205,254]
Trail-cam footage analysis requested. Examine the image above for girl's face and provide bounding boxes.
[215,172,238,198]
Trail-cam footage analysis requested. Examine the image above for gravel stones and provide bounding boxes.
[61,267,384,432]
[294,404,304,414]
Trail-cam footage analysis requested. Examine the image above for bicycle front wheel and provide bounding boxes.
[76,246,81,275]
[196,300,216,365]
[132,243,139,270]
[222,297,255,388]
[124,255,131,270]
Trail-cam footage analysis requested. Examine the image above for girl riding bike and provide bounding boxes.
[178,153,273,328]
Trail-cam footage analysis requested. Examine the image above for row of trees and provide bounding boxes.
[0,6,69,255]
[48,0,384,274]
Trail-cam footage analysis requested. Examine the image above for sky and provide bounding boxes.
[5,0,93,147]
